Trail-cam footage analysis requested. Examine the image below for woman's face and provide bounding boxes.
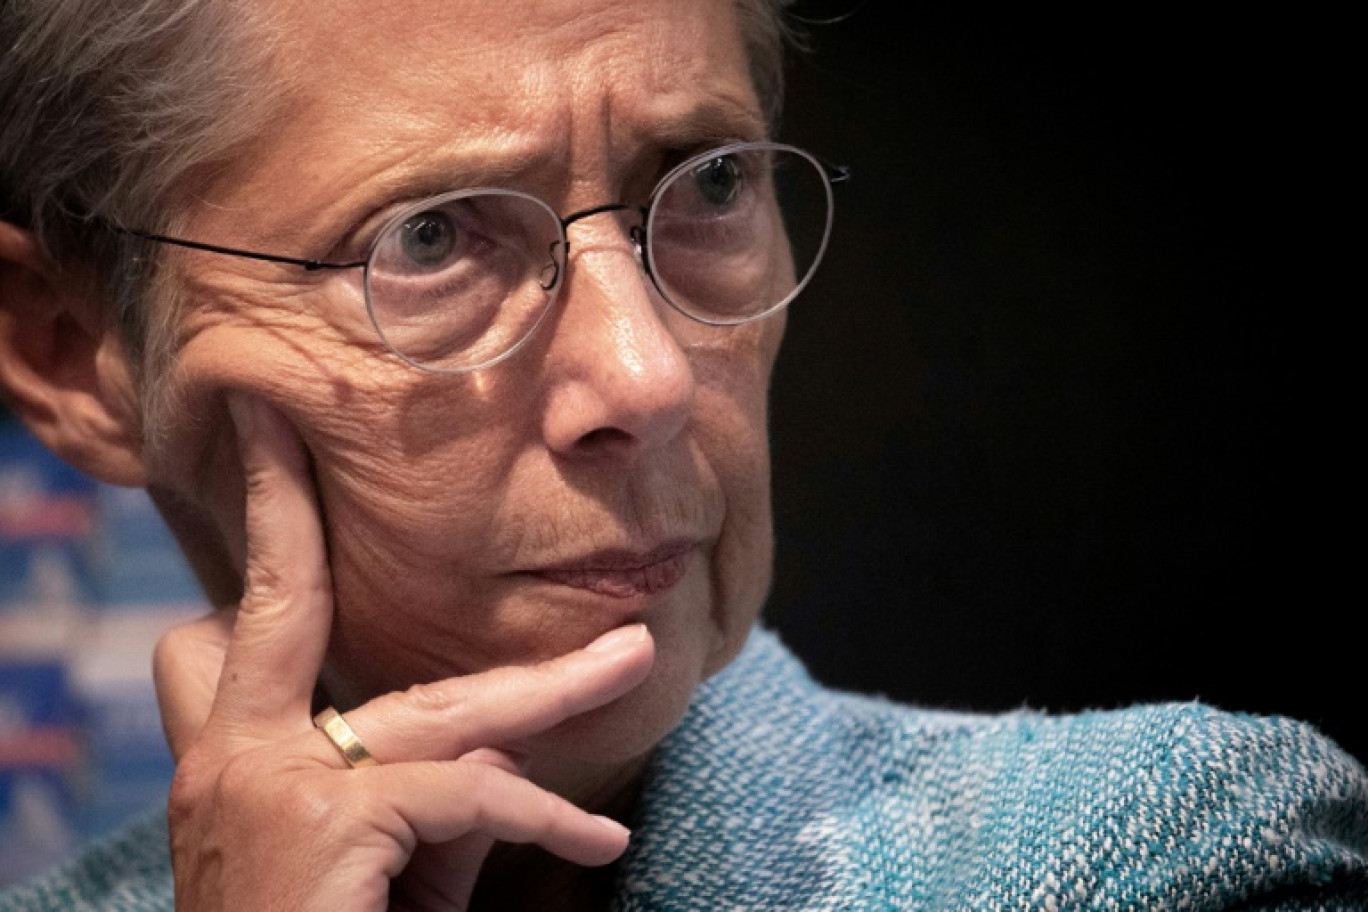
[142,0,784,767]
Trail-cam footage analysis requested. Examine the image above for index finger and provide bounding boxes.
[203,392,333,740]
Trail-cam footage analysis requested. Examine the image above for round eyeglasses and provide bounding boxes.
[119,141,848,373]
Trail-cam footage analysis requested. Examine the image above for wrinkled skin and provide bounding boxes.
[104,0,783,908]
[153,396,656,909]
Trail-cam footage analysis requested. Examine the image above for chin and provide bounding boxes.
[554,668,695,767]
[526,620,719,767]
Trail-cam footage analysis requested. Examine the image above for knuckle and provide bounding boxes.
[151,612,232,691]
[212,752,336,829]
[240,558,330,613]
[281,782,342,832]
[344,787,393,828]
[530,786,564,830]
[464,763,559,839]
[151,624,187,667]
[517,786,563,844]
[399,678,462,719]
[151,621,206,677]
[168,746,288,833]
[240,460,281,507]
[212,751,272,805]
[166,748,216,821]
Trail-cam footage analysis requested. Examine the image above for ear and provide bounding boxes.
[0,220,147,487]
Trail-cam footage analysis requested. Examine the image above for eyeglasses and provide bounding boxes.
[121,141,848,374]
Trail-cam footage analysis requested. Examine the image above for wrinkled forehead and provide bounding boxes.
[192,0,765,222]
[267,0,752,91]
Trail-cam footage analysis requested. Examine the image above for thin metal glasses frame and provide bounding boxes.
[114,141,850,371]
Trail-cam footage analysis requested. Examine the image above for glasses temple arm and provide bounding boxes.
[107,224,364,271]
[821,160,852,184]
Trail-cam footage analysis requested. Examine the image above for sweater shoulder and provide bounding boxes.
[650,630,1368,908]
[822,694,1368,908]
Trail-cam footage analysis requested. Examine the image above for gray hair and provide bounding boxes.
[0,0,800,375]
[0,0,284,370]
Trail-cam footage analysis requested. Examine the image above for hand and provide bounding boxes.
[151,393,655,911]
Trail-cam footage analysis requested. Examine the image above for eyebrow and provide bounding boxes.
[288,140,556,260]
[354,144,552,211]
[645,98,769,149]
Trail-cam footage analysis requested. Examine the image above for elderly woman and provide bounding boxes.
[1,0,1365,909]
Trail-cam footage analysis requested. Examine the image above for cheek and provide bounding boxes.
[307,372,556,690]
[310,412,516,636]
[140,273,507,576]
[690,322,782,673]
[306,350,543,545]
[140,340,349,576]
[292,371,540,647]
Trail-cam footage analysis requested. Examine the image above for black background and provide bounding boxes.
[765,4,1362,762]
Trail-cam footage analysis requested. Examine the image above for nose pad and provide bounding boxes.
[540,240,563,291]
[540,224,642,293]
[629,225,646,270]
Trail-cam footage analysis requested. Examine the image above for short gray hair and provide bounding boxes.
[0,0,800,371]
[0,0,284,367]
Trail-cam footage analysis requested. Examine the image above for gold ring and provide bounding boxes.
[312,707,378,769]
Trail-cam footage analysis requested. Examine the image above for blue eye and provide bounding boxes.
[693,155,742,207]
[398,211,457,267]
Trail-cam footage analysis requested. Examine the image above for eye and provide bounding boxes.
[692,155,743,207]
[397,210,458,268]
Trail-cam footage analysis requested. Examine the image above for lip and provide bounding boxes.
[531,540,696,599]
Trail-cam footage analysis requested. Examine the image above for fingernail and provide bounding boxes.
[592,815,631,838]
[585,623,646,655]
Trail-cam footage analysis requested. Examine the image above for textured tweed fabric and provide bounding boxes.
[3,627,1365,910]
[616,630,1368,910]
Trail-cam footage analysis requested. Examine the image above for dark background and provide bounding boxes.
[765,5,1362,763]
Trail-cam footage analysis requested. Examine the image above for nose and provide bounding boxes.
[539,216,696,461]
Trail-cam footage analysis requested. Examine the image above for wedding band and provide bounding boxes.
[313,707,378,768]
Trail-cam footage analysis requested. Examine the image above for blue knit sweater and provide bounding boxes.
[4,627,1365,910]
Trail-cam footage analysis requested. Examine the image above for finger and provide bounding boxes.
[363,760,632,868]
[390,748,522,908]
[340,623,655,764]
[152,607,235,759]
[208,392,333,735]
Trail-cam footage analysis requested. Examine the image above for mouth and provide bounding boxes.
[532,540,695,598]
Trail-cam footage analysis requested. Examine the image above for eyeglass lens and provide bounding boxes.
[363,143,833,373]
